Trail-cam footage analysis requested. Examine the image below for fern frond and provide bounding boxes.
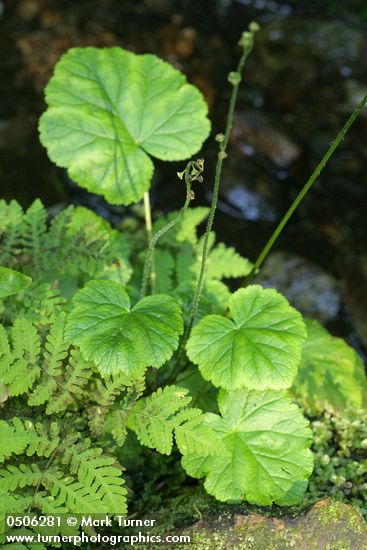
[0,464,42,492]
[175,415,218,457]
[7,282,65,326]
[109,410,128,446]
[25,422,60,458]
[28,315,68,407]
[0,325,10,353]
[0,200,23,265]
[21,200,47,275]
[205,242,253,279]
[108,380,145,446]
[33,492,80,539]
[127,386,200,455]
[62,444,127,514]
[0,319,41,396]
[0,492,33,517]
[175,207,209,245]
[11,318,40,363]
[0,418,34,462]
[33,492,68,516]
[42,469,102,514]
[154,207,209,248]
[175,242,196,285]
[154,249,175,293]
[88,374,129,436]
[0,417,59,463]
[46,350,91,415]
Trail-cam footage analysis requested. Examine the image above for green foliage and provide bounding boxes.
[186,285,307,390]
[172,280,230,325]
[0,267,31,299]
[0,199,131,288]
[126,385,203,455]
[292,319,367,413]
[307,408,367,519]
[152,207,253,301]
[0,319,41,397]
[61,443,127,514]
[4,40,367,541]
[181,388,313,505]
[65,280,184,378]
[39,47,210,205]
[88,374,138,438]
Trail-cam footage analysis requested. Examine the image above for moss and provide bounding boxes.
[306,407,367,520]
[152,499,367,550]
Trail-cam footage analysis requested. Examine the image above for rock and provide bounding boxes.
[216,180,277,222]
[254,251,342,323]
[231,110,300,168]
[181,499,367,550]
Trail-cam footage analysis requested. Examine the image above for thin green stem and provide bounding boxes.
[245,92,367,284]
[143,191,156,293]
[185,38,255,335]
[141,165,195,298]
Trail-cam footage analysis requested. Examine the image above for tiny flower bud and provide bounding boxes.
[228,71,242,86]
[249,21,260,32]
[215,133,225,143]
[218,151,228,160]
[238,31,253,49]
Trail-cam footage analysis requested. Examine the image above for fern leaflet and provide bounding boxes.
[28,315,68,407]
[127,386,202,455]
[62,444,127,514]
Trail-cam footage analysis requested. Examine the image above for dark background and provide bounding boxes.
[1,0,367,355]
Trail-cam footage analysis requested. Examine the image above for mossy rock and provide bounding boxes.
[167,499,367,550]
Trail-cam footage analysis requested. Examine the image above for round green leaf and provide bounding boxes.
[292,319,367,413]
[39,47,211,205]
[186,285,307,390]
[65,280,183,378]
[0,267,32,299]
[182,389,313,505]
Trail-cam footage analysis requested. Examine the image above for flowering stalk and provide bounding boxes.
[141,159,204,298]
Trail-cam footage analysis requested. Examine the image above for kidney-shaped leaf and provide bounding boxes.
[182,388,313,505]
[0,267,32,299]
[186,285,306,390]
[39,47,211,205]
[65,280,183,379]
[292,319,367,413]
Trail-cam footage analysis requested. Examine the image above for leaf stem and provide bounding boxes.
[245,92,367,283]
[143,191,156,294]
[186,31,256,334]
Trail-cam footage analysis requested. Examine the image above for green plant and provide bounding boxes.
[307,407,367,518]
[1,22,367,546]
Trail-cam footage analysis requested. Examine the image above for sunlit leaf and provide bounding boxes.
[39,47,210,205]
[65,280,183,379]
[186,285,307,390]
[182,388,313,505]
[292,319,367,413]
[0,267,31,299]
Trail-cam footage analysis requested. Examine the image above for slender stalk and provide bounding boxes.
[143,191,156,293]
[186,30,256,334]
[141,163,197,298]
[245,92,367,284]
